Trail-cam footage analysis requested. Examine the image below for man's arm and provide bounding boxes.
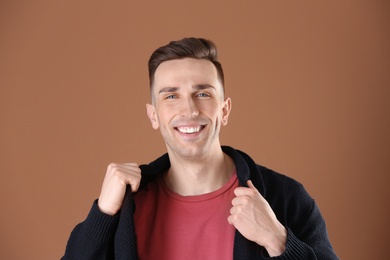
[228,180,338,259]
[62,163,141,259]
[61,201,119,260]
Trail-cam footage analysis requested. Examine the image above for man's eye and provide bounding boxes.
[197,93,210,97]
[166,95,176,99]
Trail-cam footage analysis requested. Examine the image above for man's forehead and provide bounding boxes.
[156,58,216,75]
[153,58,218,86]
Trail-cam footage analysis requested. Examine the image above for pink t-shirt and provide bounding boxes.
[134,171,238,260]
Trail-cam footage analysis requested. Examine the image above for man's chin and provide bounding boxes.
[167,144,208,161]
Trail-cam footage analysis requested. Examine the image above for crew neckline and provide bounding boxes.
[159,169,237,202]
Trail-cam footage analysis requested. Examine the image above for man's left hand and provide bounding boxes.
[228,180,287,257]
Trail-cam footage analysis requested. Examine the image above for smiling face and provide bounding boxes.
[146,58,231,160]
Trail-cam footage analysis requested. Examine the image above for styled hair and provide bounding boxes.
[148,37,224,90]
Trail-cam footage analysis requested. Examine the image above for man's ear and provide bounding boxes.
[146,103,159,129]
[221,97,232,126]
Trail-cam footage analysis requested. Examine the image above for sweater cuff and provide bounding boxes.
[281,228,309,259]
[82,200,120,244]
[262,228,309,259]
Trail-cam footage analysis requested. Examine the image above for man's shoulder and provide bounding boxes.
[254,164,314,212]
[227,146,303,188]
[256,164,303,188]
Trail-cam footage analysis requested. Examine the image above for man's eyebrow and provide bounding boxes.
[158,85,215,94]
[159,87,179,94]
[193,84,216,91]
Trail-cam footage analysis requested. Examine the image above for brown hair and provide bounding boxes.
[148,37,225,90]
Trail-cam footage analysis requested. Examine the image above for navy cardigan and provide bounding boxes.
[63,146,338,259]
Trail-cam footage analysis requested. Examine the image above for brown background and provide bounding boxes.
[1,1,389,259]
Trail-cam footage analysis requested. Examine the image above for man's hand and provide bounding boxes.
[98,163,142,216]
[228,180,287,257]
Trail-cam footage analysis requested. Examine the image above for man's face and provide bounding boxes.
[146,58,231,160]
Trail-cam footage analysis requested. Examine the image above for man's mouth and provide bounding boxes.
[175,125,205,134]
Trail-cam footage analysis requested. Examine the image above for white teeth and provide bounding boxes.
[177,126,201,134]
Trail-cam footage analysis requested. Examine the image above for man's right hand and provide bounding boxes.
[98,163,142,215]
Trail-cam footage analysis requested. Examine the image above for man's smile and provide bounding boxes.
[175,125,206,134]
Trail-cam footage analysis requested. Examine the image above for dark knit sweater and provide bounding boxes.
[62,146,338,259]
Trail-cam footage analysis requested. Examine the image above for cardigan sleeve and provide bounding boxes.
[284,189,338,259]
[255,166,339,260]
[267,186,339,259]
[61,200,119,260]
[259,205,339,259]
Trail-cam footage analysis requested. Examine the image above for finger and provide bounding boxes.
[121,163,141,170]
[227,215,234,225]
[114,167,141,191]
[108,162,139,169]
[234,186,257,197]
[231,196,242,207]
[229,202,243,215]
[114,163,141,173]
[227,211,241,227]
[106,163,141,191]
[122,162,139,166]
[129,174,142,192]
[109,165,141,180]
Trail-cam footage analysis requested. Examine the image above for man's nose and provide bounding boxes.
[180,97,199,118]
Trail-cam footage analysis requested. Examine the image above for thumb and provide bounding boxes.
[247,180,256,190]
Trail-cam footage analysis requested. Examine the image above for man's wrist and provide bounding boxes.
[263,226,287,257]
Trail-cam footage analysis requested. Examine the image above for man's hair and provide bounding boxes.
[148,37,224,90]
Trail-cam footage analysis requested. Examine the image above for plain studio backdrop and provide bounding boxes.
[0,1,389,259]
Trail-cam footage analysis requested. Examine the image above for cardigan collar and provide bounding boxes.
[139,145,265,196]
[115,146,266,259]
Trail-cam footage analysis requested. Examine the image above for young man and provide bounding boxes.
[62,38,338,259]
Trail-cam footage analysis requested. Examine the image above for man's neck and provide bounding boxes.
[164,148,235,196]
